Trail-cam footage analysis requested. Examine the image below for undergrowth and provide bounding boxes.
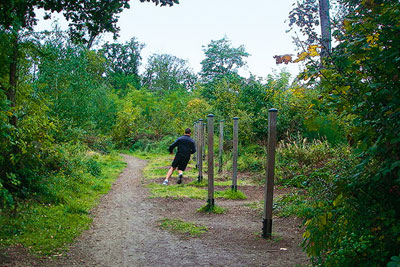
[0,151,126,255]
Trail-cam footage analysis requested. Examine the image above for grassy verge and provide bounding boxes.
[130,152,248,200]
[197,204,227,214]
[159,218,208,237]
[0,152,126,255]
[147,183,247,200]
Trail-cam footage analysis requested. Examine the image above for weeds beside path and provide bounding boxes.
[2,154,308,266]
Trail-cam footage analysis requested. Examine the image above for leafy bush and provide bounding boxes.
[84,134,113,154]
[276,136,343,189]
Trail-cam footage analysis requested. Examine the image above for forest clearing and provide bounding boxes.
[1,0,400,266]
[2,154,309,266]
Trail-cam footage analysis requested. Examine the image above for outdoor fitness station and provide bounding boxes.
[192,108,278,239]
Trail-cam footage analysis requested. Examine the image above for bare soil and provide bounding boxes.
[1,154,309,267]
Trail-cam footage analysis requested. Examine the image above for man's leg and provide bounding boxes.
[177,169,184,184]
[177,156,189,184]
[163,166,176,185]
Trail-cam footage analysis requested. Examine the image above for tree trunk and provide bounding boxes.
[8,34,19,127]
[319,0,331,58]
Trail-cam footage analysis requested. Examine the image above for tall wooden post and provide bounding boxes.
[198,119,204,183]
[207,114,215,208]
[193,122,197,164]
[202,120,206,160]
[218,120,224,173]
[232,117,239,192]
[262,108,278,239]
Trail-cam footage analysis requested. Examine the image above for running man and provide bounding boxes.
[162,128,196,185]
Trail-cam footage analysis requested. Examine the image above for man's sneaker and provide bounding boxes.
[162,180,169,186]
[177,174,183,184]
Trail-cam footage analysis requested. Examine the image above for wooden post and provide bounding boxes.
[218,120,224,173]
[207,114,215,208]
[203,120,206,160]
[232,117,239,192]
[262,108,278,239]
[197,120,201,171]
[198,119,203,183]
[193,122,197,164]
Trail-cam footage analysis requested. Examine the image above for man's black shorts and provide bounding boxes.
[171,153,190,171]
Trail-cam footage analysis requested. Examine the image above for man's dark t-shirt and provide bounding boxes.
[168,135,196,157]
[169,135,196,171]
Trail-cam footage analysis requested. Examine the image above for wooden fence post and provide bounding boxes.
[207,114,215,208]
[232,117,239,192]
[193,122,197,164]
[198,119,203,183]
[218,120,224,173]
[203,120,206,161]
[262,108,278,239]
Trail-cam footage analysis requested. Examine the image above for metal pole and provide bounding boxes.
[232,117,239,192]
[218,120,224,173]
[207,114,215,208]
[262,108,278,239]
[198,119,203,183]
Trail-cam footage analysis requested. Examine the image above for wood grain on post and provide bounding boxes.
[232,117,239,192]
[218,120,224,173]
[203,120,206,161]
[262,108,278,239]
[193,122,197,164]
[207,114,215,208]
[198,119,203,183]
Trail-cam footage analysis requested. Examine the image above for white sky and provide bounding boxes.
[35,0,304,79]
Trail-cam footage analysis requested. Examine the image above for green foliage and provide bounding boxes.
[101,37,144,96]
[274,192,311,218]
[291,1,400,265]
[111,87,200,148]
[0,152,126,254]
[36,36,118,134]
[276,136,347,188]
[388,254,400,267]
[142,53,197,94]
[159,218,208,237]
[200,36,249,83]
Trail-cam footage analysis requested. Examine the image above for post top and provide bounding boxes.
[220,119,225,122]
[233,117,239,120]
[269,108,278,112]
[198,119,203,121]
[207,114,214,117]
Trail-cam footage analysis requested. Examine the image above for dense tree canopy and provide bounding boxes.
[142,54,197,93]
[200,37,250,83]
[101,37,145,95]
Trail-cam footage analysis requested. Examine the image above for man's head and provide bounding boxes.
[184,128,191,136]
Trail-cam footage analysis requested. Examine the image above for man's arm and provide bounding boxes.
[190,140,196,154]
[168,139,179,154]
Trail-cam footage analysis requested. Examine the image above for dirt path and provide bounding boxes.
[3,154,308,266]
